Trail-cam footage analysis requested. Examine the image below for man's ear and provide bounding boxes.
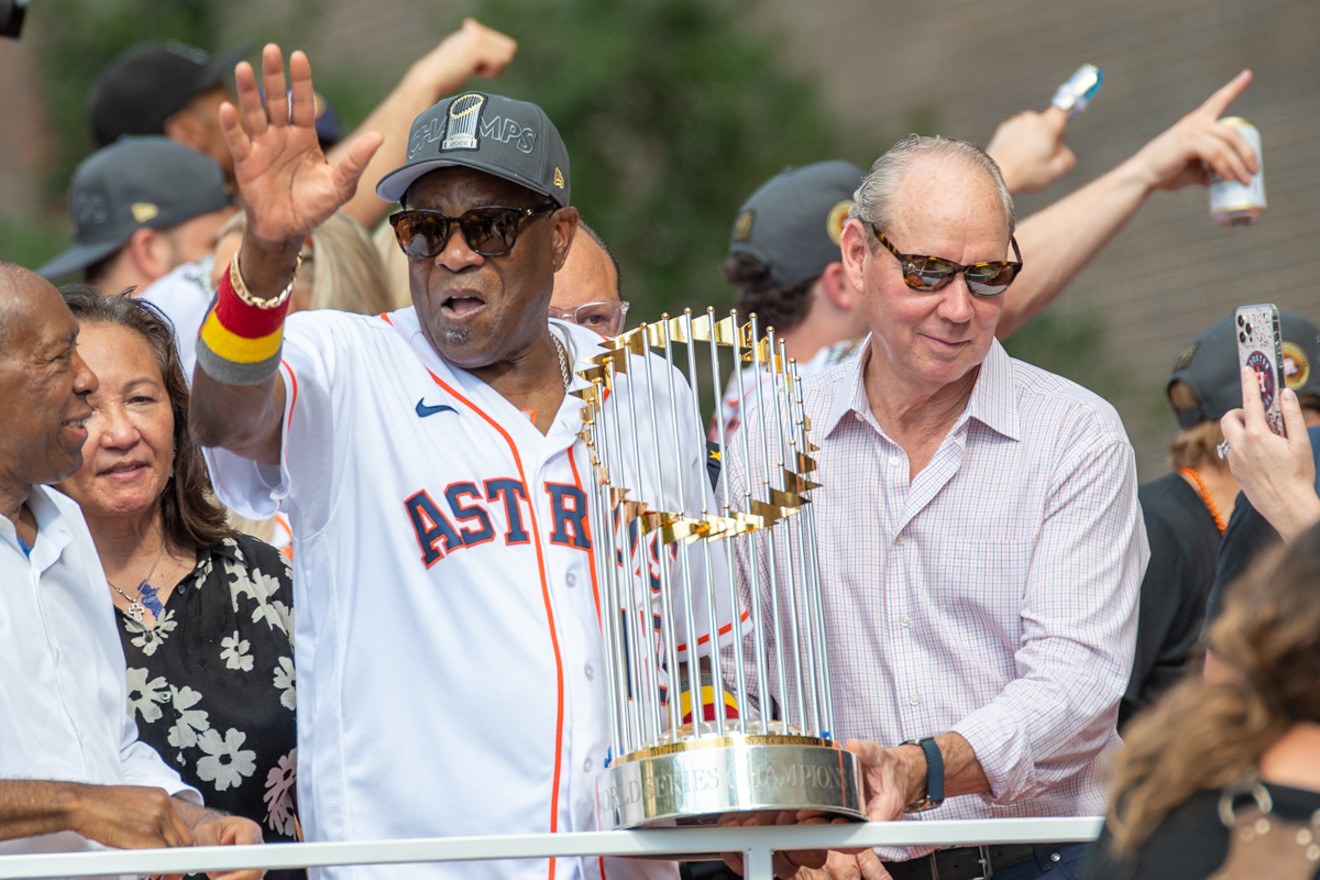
[550,206,579,272]
[163,108,206,154]
[126,227,173,281]
[839,219,870,295]
[819,261,856,311]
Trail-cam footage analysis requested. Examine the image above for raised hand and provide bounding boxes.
[1127,69,1256,193]
[411,18,518,88]
[220,44,383,251]
[1221,368,1320,541]
[986,105,1077,195]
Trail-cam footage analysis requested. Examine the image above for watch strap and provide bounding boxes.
[902,736,945,812]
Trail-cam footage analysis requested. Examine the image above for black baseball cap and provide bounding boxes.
[726,161,863,289]
[38,137,230,280]
[1168,310,1320,427]
[90,41,249,147]
[376,92,571,206]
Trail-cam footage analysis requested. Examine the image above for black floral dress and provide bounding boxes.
[118,534,302,880]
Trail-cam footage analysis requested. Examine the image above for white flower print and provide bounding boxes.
[125,666,170,724]
[128,608,177,656]
[263,749,298,836]
[196,728,257,792]
[220,632,254,672]
[273,656,296,710]
[229,556,289,635]
[166,685,210,750]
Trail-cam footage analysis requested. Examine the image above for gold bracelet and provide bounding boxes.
[229,250,303,310]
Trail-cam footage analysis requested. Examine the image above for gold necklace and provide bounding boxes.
[552,333,572,391]
[106,540,168,622]
[1180,466,1227,534]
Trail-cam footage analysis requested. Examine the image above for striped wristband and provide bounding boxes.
[195,255,297,385]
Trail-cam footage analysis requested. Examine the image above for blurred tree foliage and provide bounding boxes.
[466,0,867,320]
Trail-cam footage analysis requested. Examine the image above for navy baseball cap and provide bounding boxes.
[376,92,570,206]
[726,161,863,289]
[1169,310,1320,427]
[90,41,249,147]
[38,137,230,279]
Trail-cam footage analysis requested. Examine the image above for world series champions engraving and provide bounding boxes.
[573,309,865,829]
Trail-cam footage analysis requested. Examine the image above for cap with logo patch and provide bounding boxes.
[1168,309,1320,428]
[37,137,230,280]
[90,41,249,147]
[377,92,571,206]
[727,160,863,289]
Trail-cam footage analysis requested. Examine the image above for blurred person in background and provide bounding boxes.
[1086,521,1320,880]
[54,287,301,876]
[212,210,394,317]
[91,20,516,233]
[548,221,627,337]
[1122,312,1320,731]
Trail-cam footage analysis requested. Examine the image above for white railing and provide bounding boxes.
[0,817,1102,879]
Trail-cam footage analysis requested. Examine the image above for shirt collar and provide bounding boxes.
[818,335,1020,442]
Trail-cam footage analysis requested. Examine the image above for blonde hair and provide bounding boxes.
[219,211,394,315]
[1107,522,1320,853]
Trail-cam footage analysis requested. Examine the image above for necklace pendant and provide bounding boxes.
[125,599,145,623]
[139,581,165,616]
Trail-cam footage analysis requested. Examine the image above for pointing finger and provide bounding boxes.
[1199,69,1252,119]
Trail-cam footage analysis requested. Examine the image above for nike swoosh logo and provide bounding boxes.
[415,399,458,418]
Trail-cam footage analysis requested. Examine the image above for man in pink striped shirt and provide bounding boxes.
[724,135,1148,880]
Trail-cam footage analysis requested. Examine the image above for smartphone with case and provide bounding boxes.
[1235,303,1286,436]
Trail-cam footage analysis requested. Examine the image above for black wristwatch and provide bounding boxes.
[902,737,945,812]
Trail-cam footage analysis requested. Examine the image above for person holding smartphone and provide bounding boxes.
[1123,312,1320,730]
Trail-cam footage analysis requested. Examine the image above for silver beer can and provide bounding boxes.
[1210,117,1266,227]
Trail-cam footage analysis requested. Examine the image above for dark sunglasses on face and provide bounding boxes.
[872,225,1023,296]
[389,202,558,258]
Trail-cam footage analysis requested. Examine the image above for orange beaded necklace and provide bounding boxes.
[1179,467,1227,535]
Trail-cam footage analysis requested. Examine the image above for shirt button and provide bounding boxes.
[584,664,595,680]
[889,459,901,469]
[583,758,593,773]
[565,572,577,587]
[900,615,912,628]
[909,693,921,706]
[895,535,905,547]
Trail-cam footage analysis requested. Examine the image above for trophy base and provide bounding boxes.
[597,731,866,831]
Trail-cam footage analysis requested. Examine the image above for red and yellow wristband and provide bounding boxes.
[195,253,300,385]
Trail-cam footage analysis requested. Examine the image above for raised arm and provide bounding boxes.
[985,104,1076,195]
[190,45,381,464]
[332,18,516,229]
[997,70,1256,339]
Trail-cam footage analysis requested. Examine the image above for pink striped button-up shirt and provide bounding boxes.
[723,337,1147,859]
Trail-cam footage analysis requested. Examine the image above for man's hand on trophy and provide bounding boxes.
[718,809,842,878]
[790,848,892,880]
[845,740,925,821]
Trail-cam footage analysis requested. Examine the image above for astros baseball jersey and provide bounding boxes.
[205,310,742,880]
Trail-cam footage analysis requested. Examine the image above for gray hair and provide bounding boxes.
[849,135,1015,240]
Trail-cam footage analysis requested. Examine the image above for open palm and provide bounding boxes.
[220,45,382,248]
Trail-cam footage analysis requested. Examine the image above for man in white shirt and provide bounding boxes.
[0,261,262,874]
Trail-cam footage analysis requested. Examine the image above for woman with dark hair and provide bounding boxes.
[54,287,302,878]
[1085,521,1320,879]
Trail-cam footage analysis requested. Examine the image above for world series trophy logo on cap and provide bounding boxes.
[573,309,865,829]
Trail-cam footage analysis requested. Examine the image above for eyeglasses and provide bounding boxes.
[548,301,631,336]
[388,203,558,258]
[872,226,1022,297]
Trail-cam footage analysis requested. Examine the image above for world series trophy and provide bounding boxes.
[572,309,866,830]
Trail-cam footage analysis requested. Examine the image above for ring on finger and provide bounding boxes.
[1217,440,1231,460]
